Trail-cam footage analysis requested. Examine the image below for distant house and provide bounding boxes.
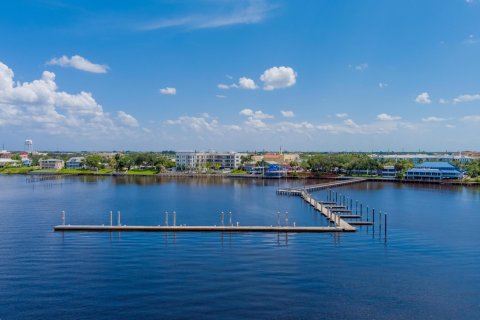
[382,165,398,179]
[0,158,20,167]
[405,162,463,181]
[22,158,32,166]
[39,159,64,170]
[19,152,29,160]
[66,157,85,169]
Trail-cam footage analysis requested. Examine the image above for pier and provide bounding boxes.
[54,178,387,235]
[54,225,349,233]
[276,178,388,234]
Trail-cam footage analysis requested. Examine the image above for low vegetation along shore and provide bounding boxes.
[1,151,480,184]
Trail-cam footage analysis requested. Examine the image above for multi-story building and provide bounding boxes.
[405,162,463,181]
[175,151,246,170]
[66,157,85,169]
[39,159,64,170]
[370,153,474,164]
[382,165,398,179]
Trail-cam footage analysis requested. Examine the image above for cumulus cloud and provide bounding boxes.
[377,113,401,121]
[415,92,432,104]
[0,61,137,136]
[239,108,273,119]
[335,113,348,118]
[117,111,139,127]
[280,110,295,118]
[47,55,108,74]
[160,87,177,95]
[238,77,258,89]
[453,94,480,104]
[218,77,257,90]
[260,66,297,90]
[216,94,227,99]
[422,116,446,122]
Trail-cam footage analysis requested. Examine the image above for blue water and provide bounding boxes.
[0,175,479,319]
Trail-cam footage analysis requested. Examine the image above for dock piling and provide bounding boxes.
[61,210,65,226]
[109,210,112,226]
[221,211,225,226]
[117,210,121,226]
[173,210,176,227]
[285,211,289,227]
[229,211,232,227]
[165,210,169,227]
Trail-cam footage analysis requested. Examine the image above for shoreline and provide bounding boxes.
[1,170,479,186]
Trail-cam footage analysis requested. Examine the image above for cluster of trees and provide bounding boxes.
[112,152,175,172]
[303,154,382,173]
[463,160,480,178]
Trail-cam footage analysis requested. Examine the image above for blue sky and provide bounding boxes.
[1,0,480,151]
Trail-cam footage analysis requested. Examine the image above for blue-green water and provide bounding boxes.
[0,175,479,319]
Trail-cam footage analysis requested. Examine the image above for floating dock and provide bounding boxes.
[54,225,350,233]
[54,178,385,235]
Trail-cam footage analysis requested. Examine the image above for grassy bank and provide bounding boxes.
[0,166,37,174]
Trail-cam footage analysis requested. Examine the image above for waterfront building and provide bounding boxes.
[264,164,288,178]
[22,159,32,166]
[382,165,398,179]
[0,158,20,167]
[39,159,64,170]
[175,151,246,170]
[66,157,85,169]
[405,162,463,180]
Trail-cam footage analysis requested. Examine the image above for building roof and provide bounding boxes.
[67,157,85,162]
[416,162,456,169]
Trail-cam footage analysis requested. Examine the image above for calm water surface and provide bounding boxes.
[0,175,479,319]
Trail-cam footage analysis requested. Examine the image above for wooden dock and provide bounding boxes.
[54,225,350,233]
[275,178,381,233]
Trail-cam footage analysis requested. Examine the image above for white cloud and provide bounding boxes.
[216,95,227,99]
[335,113,348,118]
[280,110,295,118]
[47,55,108,74]
[445,124,456,128]
[439,98,449,104]
[217,83,232,90]
[117,111,139,127]
[0,61,137,136]
[415,92,432,104]
[378,82,388,89]
[377,113,401,121]
[462,115,480,122]
[160,87,176,95]
[453,94,480,104]
[238,77,257,89]
[421,116,446,122]
[239,108,273,119]
[141,0,274,30]
[350,63,368,71]
[260,66,297,90]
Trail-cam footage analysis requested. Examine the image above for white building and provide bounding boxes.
[39,159,64,170]
[370,153,474,164]
[175,151,246,170]
[0,158,20,167]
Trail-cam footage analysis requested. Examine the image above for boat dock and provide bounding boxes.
[54,225,348,233]
[54,178,387,235]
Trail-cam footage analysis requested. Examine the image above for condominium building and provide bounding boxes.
[175,151,246,170]
[39,159,64,170]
